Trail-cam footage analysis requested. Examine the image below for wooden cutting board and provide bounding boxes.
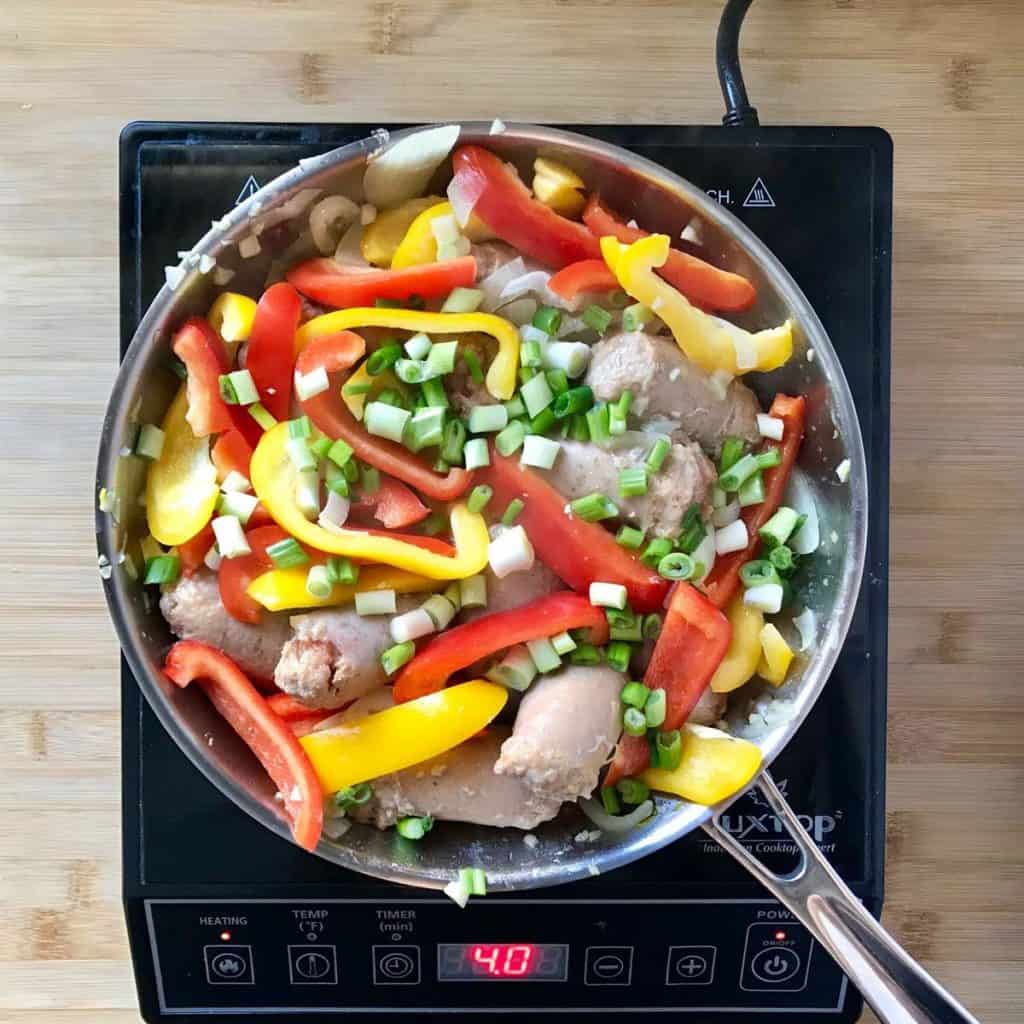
[1,0,1021,1020]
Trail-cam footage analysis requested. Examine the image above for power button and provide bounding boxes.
[739,923,812,993]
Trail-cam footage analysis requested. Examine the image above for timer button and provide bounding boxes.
[584,946,633,986]
[372,944,421,985]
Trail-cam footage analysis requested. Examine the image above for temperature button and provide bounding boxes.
[373,944,421,985]
[740,923,813,993]
[203,944,254,985]
[288,944,338,985]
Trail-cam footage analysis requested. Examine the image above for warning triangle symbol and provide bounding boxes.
[235,175,260,205]
[742,177,775,208]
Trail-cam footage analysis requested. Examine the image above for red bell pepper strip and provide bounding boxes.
[165,640,323,851]
[478,451,668,614]
[211,430,254,480]
[452,146,602,268]
[583,196,757,313]
[178,522,215,576]
[266,693,337,736]
[172,318,262,446]
[703,394,806,610]
[295,332,473,502]
[393,592,610,703]
[353,474,429,529]
[605,583,732,786]
[287,256,477,309]
[245,282,301,421]
[218,524,290,625]
[548,259,620,301]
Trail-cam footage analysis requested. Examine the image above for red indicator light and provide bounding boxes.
[469,944,537,977]
[774,930,787,941]
[220,931,232,942]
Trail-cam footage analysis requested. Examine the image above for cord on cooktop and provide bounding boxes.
[716,0,760,128]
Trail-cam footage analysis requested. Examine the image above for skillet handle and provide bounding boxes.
[703,770,980,1024]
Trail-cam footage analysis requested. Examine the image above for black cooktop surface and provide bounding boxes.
[120,122,891,1022]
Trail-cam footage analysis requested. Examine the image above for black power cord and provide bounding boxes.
[716,0,760,127]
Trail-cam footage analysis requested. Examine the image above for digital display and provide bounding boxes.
[437,943,569,981]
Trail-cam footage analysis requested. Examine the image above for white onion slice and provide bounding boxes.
[333,219,368,267]
[318,490,350,529]
[363,124,460,209]
[447,171,484,228]
[499,270,552,303]
[478,257,527,310]
[793,607,817,652]
[790,500,820,555]
[494,296,538,326]
[579,797,654,833]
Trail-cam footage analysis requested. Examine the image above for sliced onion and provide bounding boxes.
[793,607,817,652]
[309,195,360,255]
[494,296,538,326]
[333,219,368,267]
[318,490,350,529]
[322,813,352,841]
[363,124,460,210]
[499,270,552,303]
[579,797,655,833]
[790,499,820,555]
[447,168,485,228]
[479,257,527,310]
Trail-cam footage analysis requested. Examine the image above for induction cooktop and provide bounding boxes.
[119,120,892,1022]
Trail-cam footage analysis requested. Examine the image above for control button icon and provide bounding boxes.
[204,945,254,985]
[584,946,634,986]
[751,948,801,983]
[372,944,421,985]
[288,944,338,985]
[740,923,813,993]
[665,945,717,985]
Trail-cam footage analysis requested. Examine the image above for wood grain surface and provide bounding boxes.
[1,0,1022,1020]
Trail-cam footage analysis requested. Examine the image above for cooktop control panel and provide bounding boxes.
[144,899,847,1016]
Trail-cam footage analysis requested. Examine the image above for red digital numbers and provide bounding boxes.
[470,944,536,977]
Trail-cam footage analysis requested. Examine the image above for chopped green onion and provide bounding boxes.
[607,607,643,642]
[440,418,466,464]
[569,642,601,665]
[526,636,561,673]
[210,516,250,559]
[467,485,493,514]
[462,349,485,384]
[327,439,354,467]
[570,492,618,523]
[327,556,358,585]
[421,593,456,630]
[640,537,673,568]
[495,419,527,456]
[364,401,411,444]
[377,389,406,409]
[288,415,312,439]
[644,436,671,473]
[756,447,783,470]
[711,485,727,509]
[607,288,631,309]
[501,498,524,525]
[459,573,487,609]
[545,368,569,395]
[582,304,613,334]
[620,681,650,708]
[586,402,610,443]
[405,406,446,451]
[248,402,277,431]
[590,581,628,610]
[266,537,309,569]
[719,453,760,492]
[463,438,490,470]
[520,372,554,418]
[441,286,484,313]
[622,706,647,736]
[360,463,381,495]
[295,366,329,401]
[404,332,432,360]
[617,777,651,804]
[420,377,448,409]
[642,613,662,640]
[296,468,321,519]
[519,365,537,384]
[309,436,333,459]
[419,511,446,535]
[335,782,373,810]
[658,552,696,581]
[677,504,706,554]
[426,340,458,376]
[467,405,508,434]
[769,545,796,573]
[550,630,577,655]
[622,302,654,333]
[656,729,682,771]
[168,355,187,380]
[380,640,415,675]
[458,867,487,896]
[520,434,560,469]
[503,395,526,419]
[543,342,590,379]
[218,490,259,524]
[740,559,782,588]
[529,407,556,435]
[552,385,593,419]
[759,507,801,549]
[443,581,462,611]
[618,466,648,498]
[343,459,360,482]
[532,306,562,335]
[366,342,402,375]
[396,814,433,840]
[485,644,538,691]
[135,424,165,460]
[569,412,590,441]
[343,381,373,397]
[144,554,180,585]
[220,470,251,494]
[644,688,667,728]
[287,437,317,473]
[601,785,622,815]
[356,589,397,616]
[394,358,438,385]
[719,437,745,474]
[305,564,332,599]
[389,607,436,643]
[521,339,544,367]
[738,472,765,507]
[616,525,646,550]
[375,297,403,309]
[218,375,238,404]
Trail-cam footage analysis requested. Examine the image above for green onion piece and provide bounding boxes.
[640,537,673,568]
[248,402,277,431]
[467,405,508,434]
[374,297,403,309]
[135,424,165,460]
[622,705,647,736]
[420,377,448,409]
[360,463,381,495]
[622,302,654,332]
[286,437,317,473]
[769,545,796,573]
[601,785,622,815]
[396,814,434,840]
[521,340,543,368]
[144,554,180,585]
[503,395,526,419]
[343,381,373,397]
[485,645,538,692]
[217,490,259,524]
[356,589,396,617]
[532,305,562,335]
[656,729,683,771]
[440,418,467,464]
[459,573,487,609]
[570,492,618,523]
[501,498,524,526]
[403,332,432,360]
[740,559,782,588]
[168,355,188,380]
[462,349,485,384]
[551,385,593,419]
[426,340,458,376]
[395,358,439,385]
[326,556,358,584]
[364,401,411,443]
[520,372,554,418]
[458,867,487,896]
[324,439,353,469]
[642,613,662,640]
[582,304,613,334]
[606,641,633,674]
[419,511,446,536]
[218,374,239,404]
[443,581,462,611]
[550,630,577,655]
[719,437,745,474]
[266,537,309,569]
[366,342,402,375]
[296,469,321,519]
[617,777,651,804]
[519,365,537,384]
[620,681,650,708]
[378,388,406,408]
[405,406,446,452]
[380,641,415,676]
[467,484,493,514]
[677,504,706,554]
[441,286,484,313]
[421,594,456,630]
[288,415,312,439]
[606,288,631,309]
[738,472,765,507]
[526,636,561,673]
[711,485,727,509]
[529,407,556,435]
[616,525,645,550]
[433,458,450,475]
[719,453,760,492]
[615,390,634,419]
[463,438,490,470]
[335,781,373,810]
[608,407,626,436]
[585,402,610,444]
[305,564,332,599]
[645,436,671,473]
[756,447,783,470]
[644,688,667,728]
[607,607,643,643]
[759,506,801,549]
[495,419,527,456]
[342,458,360,482]
[543,341,591,379]
[545,368,569,395]
[309,436,332,459]
[618,466,648,498]
[569,412,590,441]
[520,434,560,469]
[569,642,601,665]
[658,552,696,581]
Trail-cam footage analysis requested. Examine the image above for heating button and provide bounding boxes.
[203,944,254,985]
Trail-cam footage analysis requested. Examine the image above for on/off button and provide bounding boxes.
[740,923,813,993]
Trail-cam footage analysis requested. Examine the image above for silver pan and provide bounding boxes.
[96,123,977,1024]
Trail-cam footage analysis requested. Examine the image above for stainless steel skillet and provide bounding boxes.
[96,123,978,1024]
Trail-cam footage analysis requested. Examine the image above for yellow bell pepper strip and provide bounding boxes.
[642,724,763,806]
[207,292,258,353]
[247,564,436,613]
[251,422,490,579]
[360,195,443,267]
[757,623,795,686]
[390,200,452,268]
[532,157,587,219]
[600,234,793,376]
[340,360,404,421]
[296,307,519,401]
[709,596,765,694]
[299,680,508,793]
[145,384,220,546]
